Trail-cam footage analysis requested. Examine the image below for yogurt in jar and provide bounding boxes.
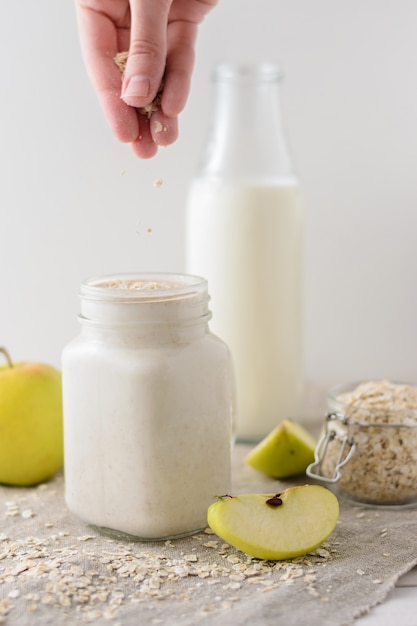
[62,273,233,540]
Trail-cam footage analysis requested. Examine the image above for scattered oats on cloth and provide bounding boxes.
[0,445,415,626]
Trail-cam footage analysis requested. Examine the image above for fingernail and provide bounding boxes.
[121,75,150,100]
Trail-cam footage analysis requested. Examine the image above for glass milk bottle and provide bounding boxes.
[186,64,304,442]
[62,273,233,540]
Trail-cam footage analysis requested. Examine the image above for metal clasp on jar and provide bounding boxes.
[306,412,357,483]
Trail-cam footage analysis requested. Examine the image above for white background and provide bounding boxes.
[1,1,416,413]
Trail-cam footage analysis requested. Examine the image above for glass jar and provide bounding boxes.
[186,63,304,442]
[307,381,417,507]
[62,273,233,540]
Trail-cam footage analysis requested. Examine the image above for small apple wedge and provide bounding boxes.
[245,419,316,478]
[207,486,339,560]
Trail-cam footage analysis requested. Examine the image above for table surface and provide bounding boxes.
[1,438,415,625]
[356,566,417,625]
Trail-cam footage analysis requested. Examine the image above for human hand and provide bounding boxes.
[75,0,217,158]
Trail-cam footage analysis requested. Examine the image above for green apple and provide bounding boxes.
[0,347,64,486]
[245,419,317,478]
[207,485,339,560]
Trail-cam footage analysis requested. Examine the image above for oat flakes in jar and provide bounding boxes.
[307,380,417,507]
[62,273,234,540]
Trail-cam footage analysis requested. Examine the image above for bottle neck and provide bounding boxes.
[197,64,295,182]
[78,273,211,344]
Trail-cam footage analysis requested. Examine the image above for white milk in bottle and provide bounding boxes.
[186,64,304,442]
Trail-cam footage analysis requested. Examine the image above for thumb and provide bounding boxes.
[121,0,172,108]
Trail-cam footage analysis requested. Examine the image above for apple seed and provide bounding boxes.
[266,495,283,507]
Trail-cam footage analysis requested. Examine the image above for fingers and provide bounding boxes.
[76,0,217,157]
[161,19,198,118]
[160,0,219,118]
[149,111,179,145]
[75,2,140,143]
[129,110,178,156]
[130,116,159,158]
[138,15,197,148]
[75,1,170,154]
[98,84,140,144]
[121,0,172,108]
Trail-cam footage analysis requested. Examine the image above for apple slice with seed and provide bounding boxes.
[207,486,339,560]
[245,419,317,478]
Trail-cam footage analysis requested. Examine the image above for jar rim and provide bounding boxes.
[80,272,208,303]
[327,380,417,427]
[326,411,417,429]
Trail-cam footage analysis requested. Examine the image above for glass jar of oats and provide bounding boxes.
[307,380,417,507]
[62,273,234,539]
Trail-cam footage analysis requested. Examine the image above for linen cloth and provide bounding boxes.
[0,444,416,626]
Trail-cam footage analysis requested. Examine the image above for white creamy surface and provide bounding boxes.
[186,181,303,441]
[62,277,233,539]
